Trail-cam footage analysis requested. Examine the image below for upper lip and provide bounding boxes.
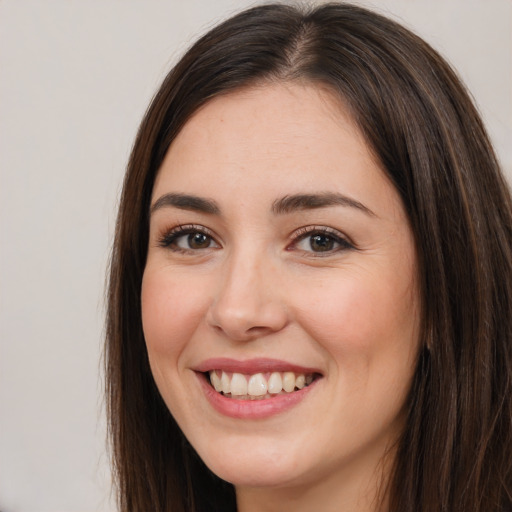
[193,357,322,375]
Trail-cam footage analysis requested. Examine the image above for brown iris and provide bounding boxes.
[188,232,211,249]
[310,234,335,252]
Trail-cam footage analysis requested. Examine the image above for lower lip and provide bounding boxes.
[196,373,318,419]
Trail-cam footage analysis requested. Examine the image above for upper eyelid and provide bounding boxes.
[160,223,215,237]
[290,225,351,242]
[288,225,356,252]
[157,224,220,247]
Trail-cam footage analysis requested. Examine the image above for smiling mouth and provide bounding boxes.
[206,370,319,400]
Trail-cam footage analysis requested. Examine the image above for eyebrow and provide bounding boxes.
[271,193,376,216]
[150,191,375,217]
[151,193,220,215]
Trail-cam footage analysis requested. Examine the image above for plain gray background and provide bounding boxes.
[1,1,510,511]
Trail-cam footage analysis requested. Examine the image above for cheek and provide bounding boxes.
[141,268,208,360]
[295,270,419,436]
[293,267,419,369]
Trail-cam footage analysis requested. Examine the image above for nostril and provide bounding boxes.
[207,306,289,340]
[205,275,288,340]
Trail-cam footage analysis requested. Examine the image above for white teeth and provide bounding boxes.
[295,374,306,389]
[208,370,316,398]
[210,371,222,392]
[282,372,296,392]
[230,373,248,396]
[267,372,283,394]
[248,373,267,396]
[221,371,231,394]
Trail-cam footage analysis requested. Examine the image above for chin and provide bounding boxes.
[211,460,301,489]
[195,437,307,488]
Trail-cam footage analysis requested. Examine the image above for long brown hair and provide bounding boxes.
[105,3,512,511]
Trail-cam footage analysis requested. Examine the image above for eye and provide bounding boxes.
[291,227,353,255]
[158,225,219,252]
[177,232,214,250]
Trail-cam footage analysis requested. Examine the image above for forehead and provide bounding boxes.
[152,82,400,219]
[166,83,362,153]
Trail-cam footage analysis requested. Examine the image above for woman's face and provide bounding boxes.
[142,83,420,493]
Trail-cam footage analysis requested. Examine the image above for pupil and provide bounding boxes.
[310,234,333,252]
[189,233,209,249]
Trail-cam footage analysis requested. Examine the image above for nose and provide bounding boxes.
[206,251,288,341]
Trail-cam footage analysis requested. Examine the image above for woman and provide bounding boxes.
[105,3,512,511]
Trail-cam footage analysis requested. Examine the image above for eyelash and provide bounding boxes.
[288,226,354,256]
[157,224,354,256]
[158,224,219,253]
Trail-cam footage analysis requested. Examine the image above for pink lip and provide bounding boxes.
[193,358,322,420]
[193,357,321,375]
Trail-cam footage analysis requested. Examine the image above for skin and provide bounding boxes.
[141,83,421,512]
